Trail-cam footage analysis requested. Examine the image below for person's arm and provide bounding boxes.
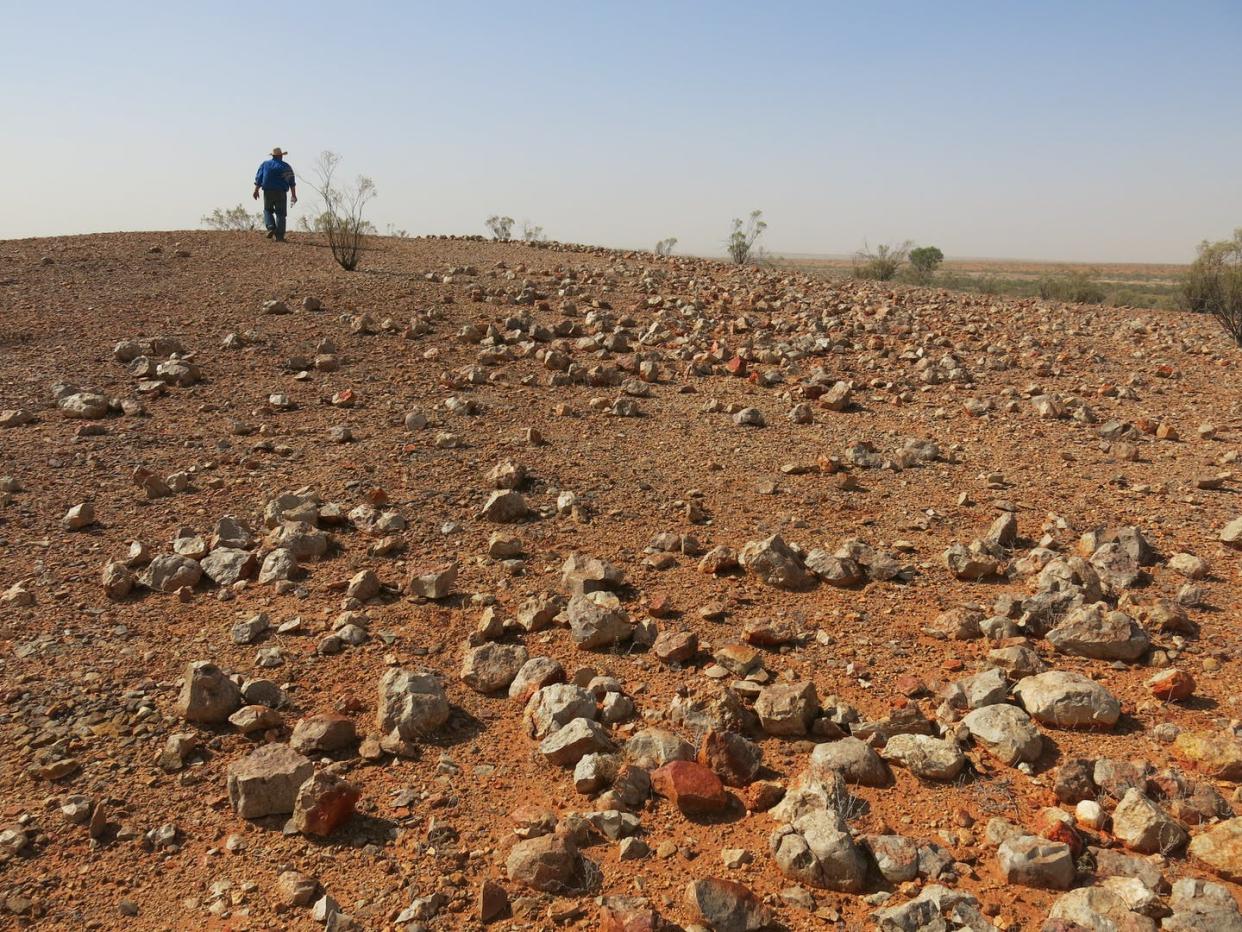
[286,166,297,204]
[253,163,265,199]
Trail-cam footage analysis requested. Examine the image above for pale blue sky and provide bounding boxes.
[2,0,1239,261]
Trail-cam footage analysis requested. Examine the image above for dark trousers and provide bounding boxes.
[262,189,288,238]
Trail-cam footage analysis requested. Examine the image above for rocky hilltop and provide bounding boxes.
[1,231,1240,930]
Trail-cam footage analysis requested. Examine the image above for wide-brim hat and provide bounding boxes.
[271,147,286,158]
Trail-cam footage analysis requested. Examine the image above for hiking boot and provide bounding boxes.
[265,230,275,239]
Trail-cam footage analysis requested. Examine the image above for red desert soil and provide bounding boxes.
[0,230,1239,931]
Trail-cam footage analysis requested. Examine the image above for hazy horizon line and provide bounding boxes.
[1,226,1195,269]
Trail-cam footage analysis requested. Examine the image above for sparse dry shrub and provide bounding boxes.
[201,204,262,231]
[727,211,766,265]
[853,241,912,281]
[486,216,514,241]
[1036,268,1106,304]
[305,150,376,272]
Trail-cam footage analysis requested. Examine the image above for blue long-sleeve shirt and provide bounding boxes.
[254,159,296,192]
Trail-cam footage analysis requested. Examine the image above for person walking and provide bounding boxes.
[253,148,297,241]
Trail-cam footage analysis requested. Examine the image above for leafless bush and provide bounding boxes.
[521,221,547,243]
[304,151,376,272]
[970,775,1019,817]
[654,237,678,256]
[727,210,766,265]
[853,241,913,281]
[486,215,514,241]
[201,204,262,231]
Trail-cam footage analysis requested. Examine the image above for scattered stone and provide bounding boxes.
[227,744,314,818]
[770,810,868,892]
[740,535,815,590]
[651,760,729,814]
[376,669,450,754]
[290,714,356,754]
[1188,817,1242,882]
[808,737,889,787]
[407,562,458,599]
[292,770,360,836]
[461,642,529,693]
[175,660,241,723]
[684,878,774,932]
[997,835,1076,889]
[506,832,590,893]
[961,704,1043,765]
[1013,670,1120,728]
[1112,788,1189,854]
[755,682,818,736]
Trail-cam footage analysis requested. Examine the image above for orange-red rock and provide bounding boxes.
[651,760,729,815]
[1147,668,1195,701]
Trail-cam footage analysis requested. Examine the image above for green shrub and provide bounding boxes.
[908,245,944,280]
[1183,229,1242,345]
[1036,269,1106,304]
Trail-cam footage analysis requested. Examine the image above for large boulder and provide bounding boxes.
[874,886,990,932]
[624,728,694,768]
[290,714,356,754]
[698,729,763,787]
[479,490,528,523]
[561,553,624,596]
[376,669,450,754]
[58,391,109,419]
[769,772,850,825]
[508,656,565,702]
[1013,671,1120,728]
[1172,731,1242,781]
[200,548,257,586]
[1047,886,1158,932]
[140,554,202,592]
[1090,542,1143,594]
[540,717,614,766]
[1221,517,1242,549]
[1165,877,1242,931]
[524,684,596,739]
